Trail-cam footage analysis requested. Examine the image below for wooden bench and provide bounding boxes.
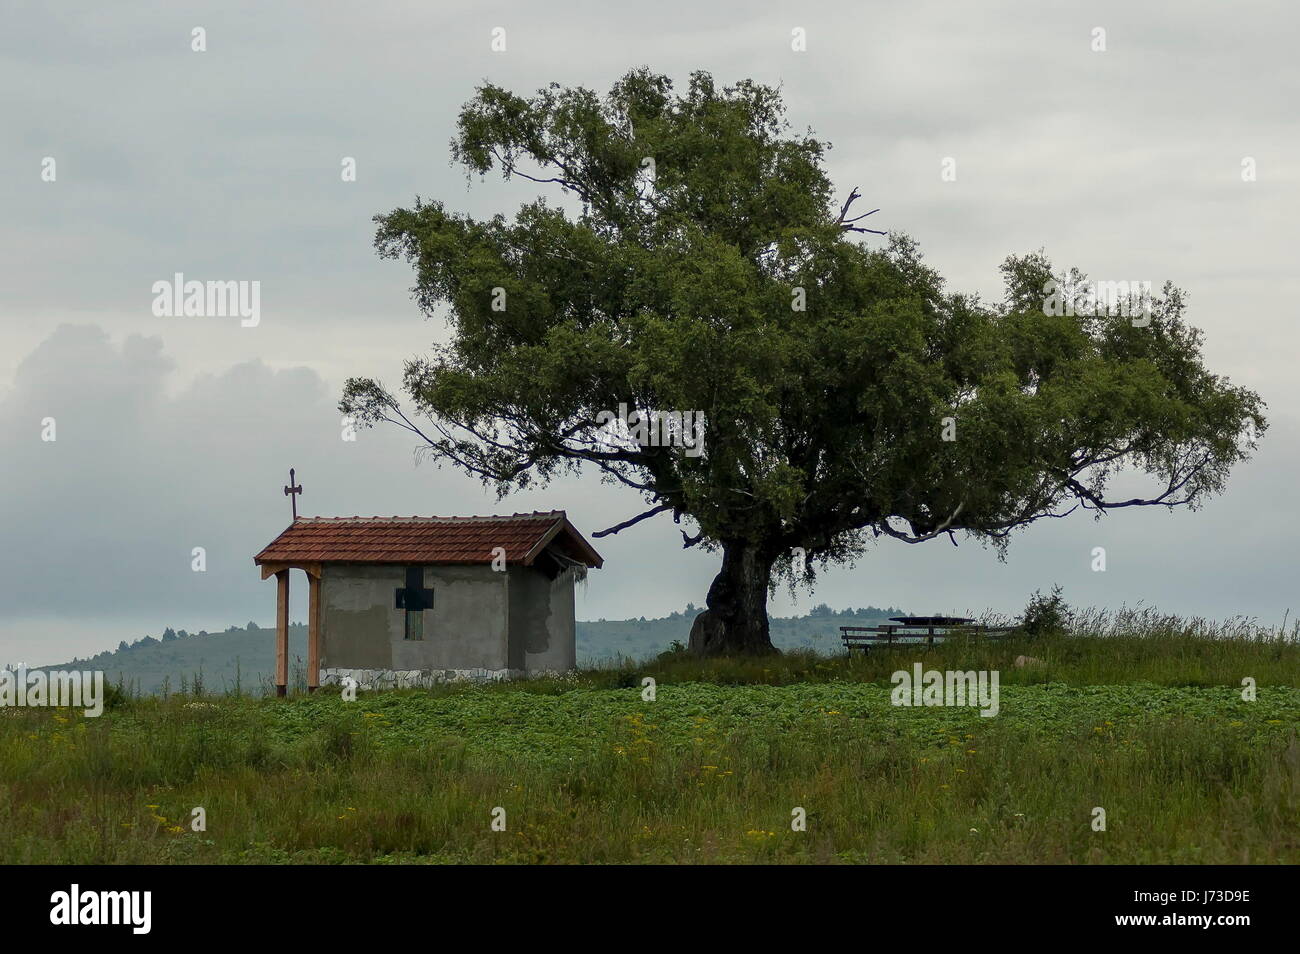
[840,617,1014,654]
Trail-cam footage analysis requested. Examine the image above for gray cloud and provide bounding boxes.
[2,0,1296,663]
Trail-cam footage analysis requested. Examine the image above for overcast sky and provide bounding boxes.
[3,1,1298,666]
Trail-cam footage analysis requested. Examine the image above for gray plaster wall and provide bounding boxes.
[320,563,510,672]
[508,566,577,672]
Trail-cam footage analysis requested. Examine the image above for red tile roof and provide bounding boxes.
[254,511,603,568]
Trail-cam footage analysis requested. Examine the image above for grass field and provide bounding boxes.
[4,615,1299,864]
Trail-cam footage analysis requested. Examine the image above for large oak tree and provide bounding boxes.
[342,69,1265,656]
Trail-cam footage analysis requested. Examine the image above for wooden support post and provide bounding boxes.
[275,569,289,697]
[307,573,321,691]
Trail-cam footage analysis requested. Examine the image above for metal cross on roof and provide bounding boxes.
[283,468,303,520]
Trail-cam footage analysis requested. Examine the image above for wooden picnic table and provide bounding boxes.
[840,616,1013,653]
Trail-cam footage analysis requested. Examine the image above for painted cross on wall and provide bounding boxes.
[395,566,434,641]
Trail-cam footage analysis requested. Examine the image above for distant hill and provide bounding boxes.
[37,623,308,697]
[35,603,905,696]
[578,603,906,660]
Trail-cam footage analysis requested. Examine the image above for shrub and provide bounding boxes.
[1021,584,1071,638]
[656,640,689,662]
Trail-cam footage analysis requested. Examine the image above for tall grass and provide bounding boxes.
[568,612,1300,691]
[1,687,1295,864]
[1,611,1296,864]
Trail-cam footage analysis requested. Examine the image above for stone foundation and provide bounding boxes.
[317,666,564,691]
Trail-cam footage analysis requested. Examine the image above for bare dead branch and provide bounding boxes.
[834,186,887,236]
[592,503,673,538]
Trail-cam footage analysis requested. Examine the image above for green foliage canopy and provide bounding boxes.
[343,68,1263,610]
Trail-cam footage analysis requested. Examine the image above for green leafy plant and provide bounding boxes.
[1021,584,1071,638]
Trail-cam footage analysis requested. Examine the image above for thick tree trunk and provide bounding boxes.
[688,540,778,656]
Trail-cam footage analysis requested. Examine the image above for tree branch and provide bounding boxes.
[592,503,673,537]
[879,502,966,544]
[834,187,887,236]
